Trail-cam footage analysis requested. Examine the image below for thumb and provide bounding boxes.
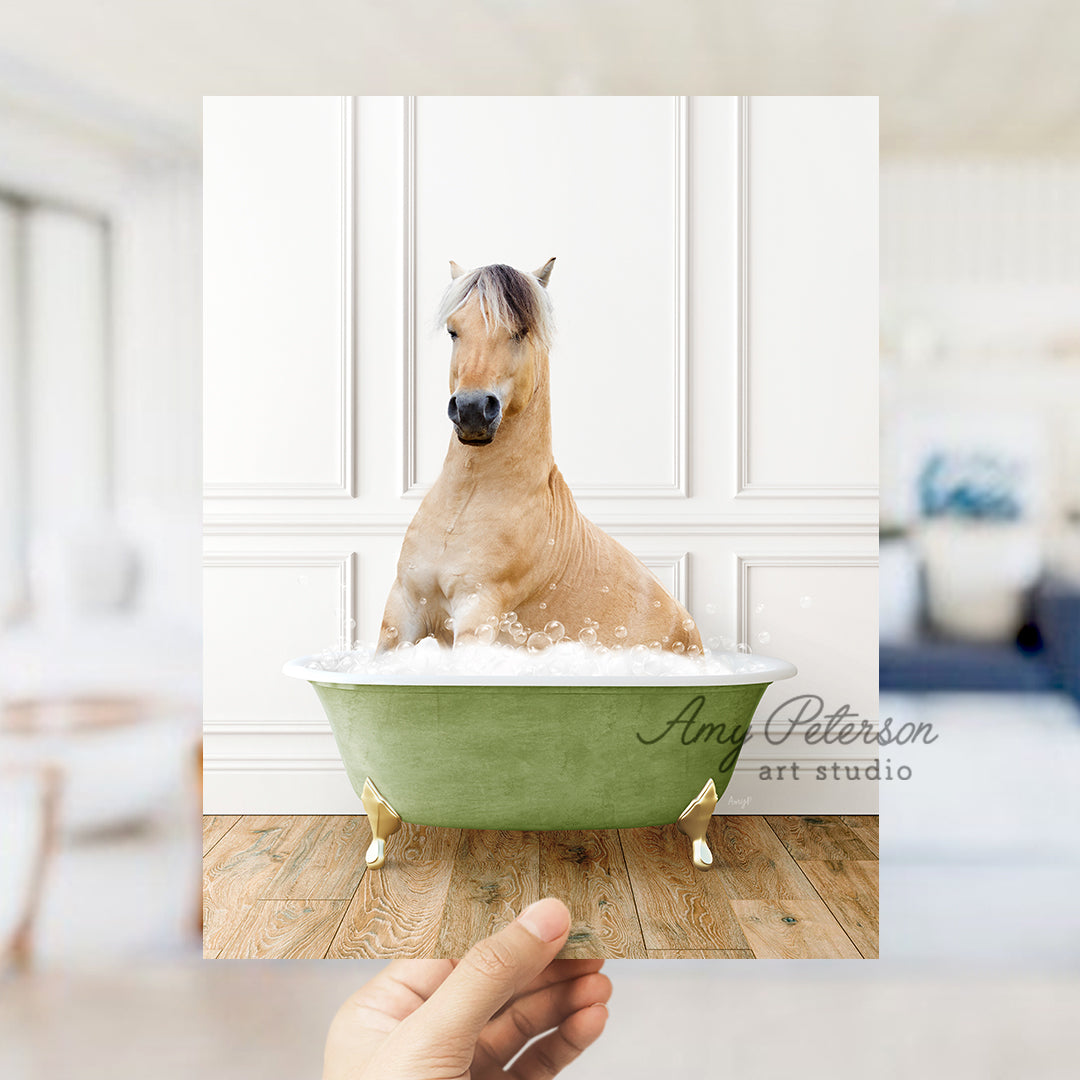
[403,898,571,1054]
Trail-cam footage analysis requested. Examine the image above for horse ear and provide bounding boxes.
[449,260,467,280]
[532,257,556,288]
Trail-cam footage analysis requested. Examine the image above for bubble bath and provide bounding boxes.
[295,639,780,683]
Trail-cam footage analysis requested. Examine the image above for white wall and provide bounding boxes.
[203,96,879,814]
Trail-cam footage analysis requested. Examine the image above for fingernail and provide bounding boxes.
[516,898,570,942]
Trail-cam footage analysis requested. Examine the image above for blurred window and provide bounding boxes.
[0,195,111,625]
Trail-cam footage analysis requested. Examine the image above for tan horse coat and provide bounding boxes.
[379,262,702,653]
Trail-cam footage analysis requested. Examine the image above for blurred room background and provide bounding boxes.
[0,47,202,973]
[2,0,1079,1077]
[879,158,1080,965]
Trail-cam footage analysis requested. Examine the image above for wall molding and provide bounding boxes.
[734,552,878,647]
[204,96,357,500]
[733,96,877,502]
[203,513,879,537]
[203,550,358,649]
[640,551,690,607]
[400,95,690,500]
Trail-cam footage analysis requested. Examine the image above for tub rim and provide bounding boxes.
[282,652,797,688]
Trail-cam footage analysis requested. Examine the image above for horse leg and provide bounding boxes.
[378,579,427,652]
[449,587,513,645]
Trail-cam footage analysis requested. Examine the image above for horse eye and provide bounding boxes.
[447,329,458,340]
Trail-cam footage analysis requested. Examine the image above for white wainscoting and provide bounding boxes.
[203,96,879,815]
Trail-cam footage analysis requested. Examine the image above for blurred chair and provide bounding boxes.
[0,765,60,972]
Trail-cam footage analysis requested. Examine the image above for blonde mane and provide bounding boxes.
[435,263,555,351]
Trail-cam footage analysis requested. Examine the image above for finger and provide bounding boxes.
[477,971,612,1064]
[489,958,606,1019]
[403,898,571,1052]
[508,1003,609,1080]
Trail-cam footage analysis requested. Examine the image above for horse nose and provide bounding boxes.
[448,390,502,441]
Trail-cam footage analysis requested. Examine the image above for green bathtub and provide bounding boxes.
[283,657,796,869]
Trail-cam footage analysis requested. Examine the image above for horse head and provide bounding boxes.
[439,259,555,446]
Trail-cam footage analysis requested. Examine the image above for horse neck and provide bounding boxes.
[443,350,554,492]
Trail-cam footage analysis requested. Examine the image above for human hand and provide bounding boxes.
[324,898,611,1079]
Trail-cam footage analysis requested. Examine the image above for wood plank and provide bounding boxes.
[797,859,879,958]
[648,950,754,959]
[841,815,879,858]
[202,814,239,855]
[435,830,539,958]
[765,815,875,861]
[708,816,831,904]
[539,831,645,959]
[730,899,862,959]
[215,899,348,959]
[261,815,369,900]
[327,824,461,959]
[619,825,749,951]
[203,815,313,957]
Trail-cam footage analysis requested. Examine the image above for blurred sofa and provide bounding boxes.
[880,576,1080,701]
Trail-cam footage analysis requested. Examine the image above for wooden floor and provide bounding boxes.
[203,814,878,960]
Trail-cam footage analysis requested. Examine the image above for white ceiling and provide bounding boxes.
[0,0,1078,157]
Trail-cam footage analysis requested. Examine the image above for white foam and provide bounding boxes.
[294,638,786,681]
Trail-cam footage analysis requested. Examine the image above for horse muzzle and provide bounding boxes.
[448,390,502,444]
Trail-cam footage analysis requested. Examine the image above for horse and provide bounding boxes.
[378,259,703,654]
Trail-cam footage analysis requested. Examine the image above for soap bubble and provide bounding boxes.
[475,623,496,645]
[736,642,752,653]
[419,597,428,606]
[754,603,766,614]
[672,641,685,654]
[688,644,701,656]
[539,601,547,610]
[527,632,553,653]
[444,617,455,631]
[544,621,566,643]
[506,612,518,623]
[653,600,661,608]
[614,625,628,640]
[395,640,414,652]
[800,595,813,608]
[549,583,557,591]
[384,626,398,640]
[757,631,771,645]
[547,538,555,545]
[600,585,610,594]
[578,627,598,646]
[511,626,528,645]
[649,641,662,651]
[682,619,696,632]
[407,562,417,570]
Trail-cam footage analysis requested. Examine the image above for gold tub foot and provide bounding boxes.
[676,778,719,870]
[361,778,402,869]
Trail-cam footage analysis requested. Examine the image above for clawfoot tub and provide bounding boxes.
[283,657,796,870]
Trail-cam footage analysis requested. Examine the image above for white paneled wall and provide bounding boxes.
[204,96,879,814]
